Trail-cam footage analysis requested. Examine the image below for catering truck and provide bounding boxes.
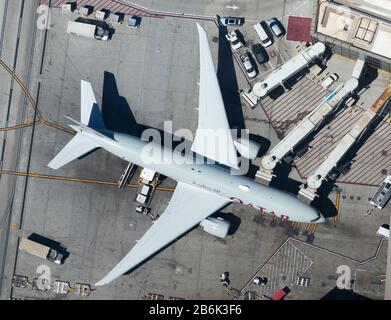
[19,237,65,264]
[66,20,109,41]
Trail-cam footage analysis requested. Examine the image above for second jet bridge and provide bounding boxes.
[299,84,391,203]
[255,78,359,185]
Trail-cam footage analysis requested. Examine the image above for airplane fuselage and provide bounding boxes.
[80,128,322,223]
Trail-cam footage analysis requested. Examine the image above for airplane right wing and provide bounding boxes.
[95,182,230,286]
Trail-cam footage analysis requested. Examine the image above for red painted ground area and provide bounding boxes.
[286,16,312,42]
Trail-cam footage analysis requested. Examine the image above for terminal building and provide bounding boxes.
[312,0,391,71]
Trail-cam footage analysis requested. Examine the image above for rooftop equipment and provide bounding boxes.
[79,6,92,17]
[95,10,107,20]
[110,12,124,24]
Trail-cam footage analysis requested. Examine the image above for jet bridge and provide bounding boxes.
[255,78,359,185]
[252,42,326,98]
[299,84,391,203]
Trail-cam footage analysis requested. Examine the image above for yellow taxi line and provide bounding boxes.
[0,170,175,191]
[334,191,342,223]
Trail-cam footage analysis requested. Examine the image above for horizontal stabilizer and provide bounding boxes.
[47,133,99,169]
[48,80,108,170]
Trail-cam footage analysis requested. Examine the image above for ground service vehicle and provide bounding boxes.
[66,21,109,41]
[19,238,64,264]
[254,21,272,47]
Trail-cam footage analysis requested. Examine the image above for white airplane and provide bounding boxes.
[48,23,325,286]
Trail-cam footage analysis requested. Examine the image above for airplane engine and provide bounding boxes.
[200,217,230,238]
[233,138,261,160]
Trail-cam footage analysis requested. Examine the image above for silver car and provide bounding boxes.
[240,53,257,78]
[266,18,284,37]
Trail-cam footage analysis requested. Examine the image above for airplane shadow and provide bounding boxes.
[270,157,337,218]
[213,211,242,236]
[102,71,188,149]
[313,181,338,219]
[321,287,370,300]
[101,71,140,136]
[215,25,272,178]
[249,133,271,158]
[101,65,271,175]
[351,66,378,105]
[270,161,302,195]
[216,24,245,131]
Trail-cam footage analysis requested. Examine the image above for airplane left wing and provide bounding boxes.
[191,23,240,169]
[95,182,230,286]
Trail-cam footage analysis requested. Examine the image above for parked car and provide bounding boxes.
[322,73,339,88]
[266,18,284,37]
[251,43,269,64]
[219,16,245,26]
[225,30,243,51]
[240,53,257,78]
[253,21,272,47]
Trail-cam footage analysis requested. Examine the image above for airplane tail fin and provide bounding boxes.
[80,80,106,129]
[48,80,106,170]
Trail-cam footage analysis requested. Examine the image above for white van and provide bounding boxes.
[254,22,272,47]
[67,21,109,41]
